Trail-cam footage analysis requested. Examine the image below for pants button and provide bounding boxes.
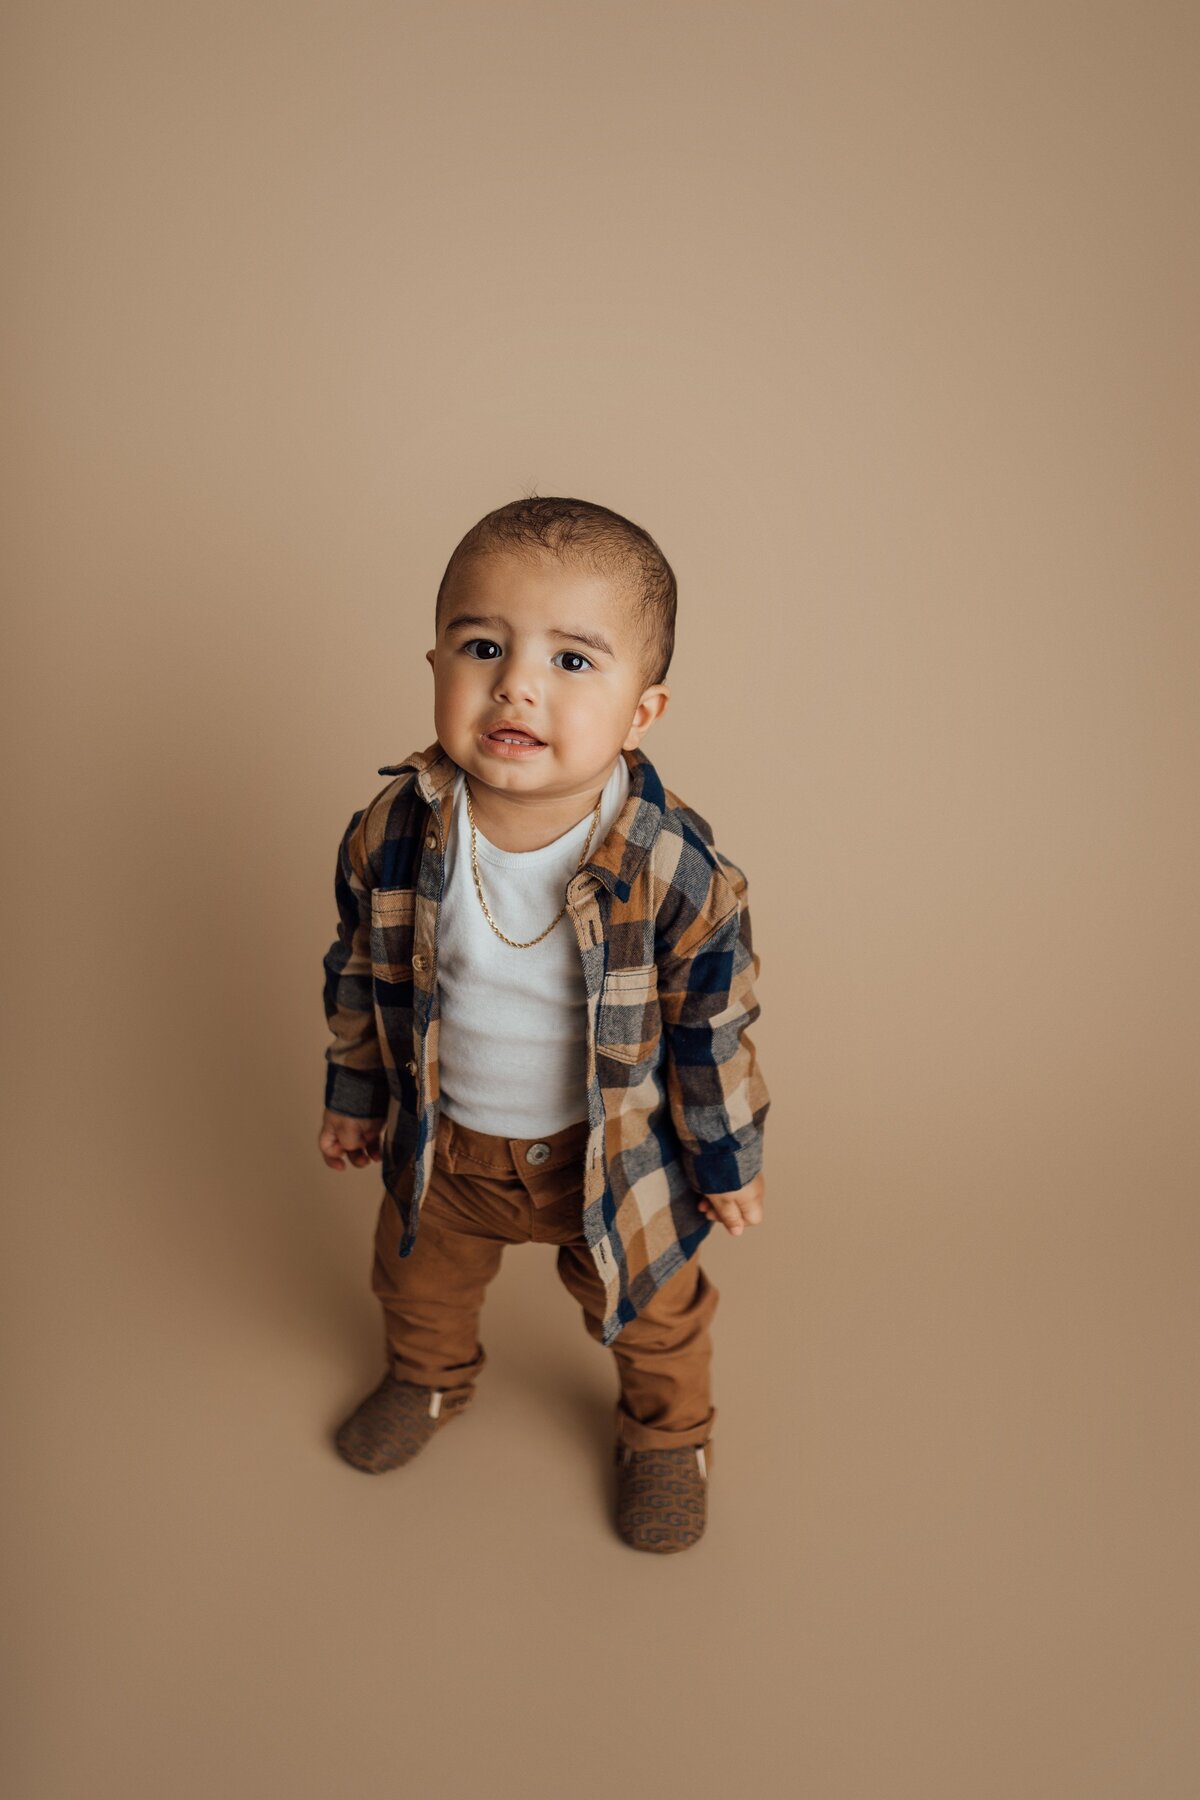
[526,1142,551,1165]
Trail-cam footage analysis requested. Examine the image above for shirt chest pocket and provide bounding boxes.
[596,961,661,1065]
[370,887,417,985]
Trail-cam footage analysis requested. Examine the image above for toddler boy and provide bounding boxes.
[318,495,770,1552]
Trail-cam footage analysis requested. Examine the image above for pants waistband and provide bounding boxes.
[435,1109,591,1177]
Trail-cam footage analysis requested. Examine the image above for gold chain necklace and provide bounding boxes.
[464,775,603,949]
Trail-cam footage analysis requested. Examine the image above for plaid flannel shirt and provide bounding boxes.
[322,738,770,1345]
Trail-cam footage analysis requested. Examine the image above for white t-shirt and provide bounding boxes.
[435,755,632,1137]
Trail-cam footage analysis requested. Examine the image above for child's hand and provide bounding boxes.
[697,1172,765,1237]
[319,1109,385,1172]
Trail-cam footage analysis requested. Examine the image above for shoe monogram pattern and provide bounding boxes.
[334,1371,467,1473]
[614,1441,712,1552]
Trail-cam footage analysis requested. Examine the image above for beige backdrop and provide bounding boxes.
[4,3,1198,1797]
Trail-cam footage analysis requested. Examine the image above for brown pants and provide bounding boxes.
[370,1109,718,1451]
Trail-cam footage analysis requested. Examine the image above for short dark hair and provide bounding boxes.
[435,493,677,691]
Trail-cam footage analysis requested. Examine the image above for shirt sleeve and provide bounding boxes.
[657,859,771,1196]
[321,808,390,1119]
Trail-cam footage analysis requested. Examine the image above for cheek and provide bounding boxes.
[439,664,477,705]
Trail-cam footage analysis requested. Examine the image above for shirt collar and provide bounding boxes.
[377,739,665,903]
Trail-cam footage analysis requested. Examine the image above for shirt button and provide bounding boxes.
[412,954,425,971]
[526,1143,551,1165]
[405,1060,417,1075]
[425,833,437,849]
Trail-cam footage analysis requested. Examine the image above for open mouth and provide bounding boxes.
[481,728,547,756]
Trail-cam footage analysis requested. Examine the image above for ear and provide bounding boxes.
[623,685,670,748]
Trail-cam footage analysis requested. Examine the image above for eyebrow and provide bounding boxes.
[442,612,616,660]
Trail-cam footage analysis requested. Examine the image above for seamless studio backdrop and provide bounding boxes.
[4,5,1198,1800]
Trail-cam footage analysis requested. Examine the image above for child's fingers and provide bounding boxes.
[317,1129,345,1170]
[321,1132,378,1169]
[319,1114,385,1169]
[698,1198,745,1235]
[320,1133,368,1171]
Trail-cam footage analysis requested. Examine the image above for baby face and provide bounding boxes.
[426,550,668,806]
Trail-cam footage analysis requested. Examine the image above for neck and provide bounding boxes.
[463,763,613,854]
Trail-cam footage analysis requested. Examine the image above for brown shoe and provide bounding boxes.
[614,1440,712,1552]
[334,1371,469,1473]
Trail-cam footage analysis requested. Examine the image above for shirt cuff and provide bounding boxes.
[324,1063,390,1118]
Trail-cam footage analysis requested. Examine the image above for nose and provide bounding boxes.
[491,657,539,706]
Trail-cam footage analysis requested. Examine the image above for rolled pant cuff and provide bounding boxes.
[387,1343,486,1410]
[614,1401,716,1453]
